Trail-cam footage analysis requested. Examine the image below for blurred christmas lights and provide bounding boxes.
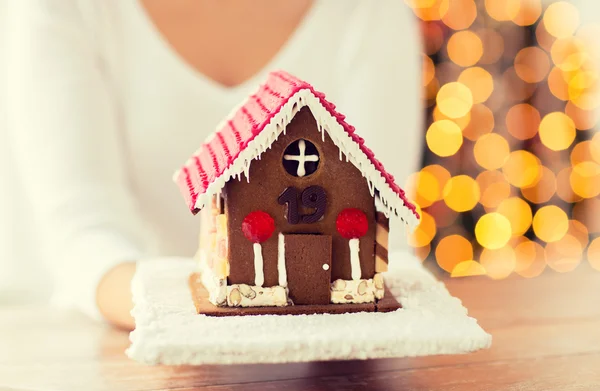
[405,0,600,278]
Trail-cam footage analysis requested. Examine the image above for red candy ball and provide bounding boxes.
[242,211,275,243]
[336,208,368,239]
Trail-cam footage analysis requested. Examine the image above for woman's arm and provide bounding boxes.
[7,1,151,329]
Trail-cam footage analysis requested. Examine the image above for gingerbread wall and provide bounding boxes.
[224,107,376,287]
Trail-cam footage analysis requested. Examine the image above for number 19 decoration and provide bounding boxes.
[278,186,327,224]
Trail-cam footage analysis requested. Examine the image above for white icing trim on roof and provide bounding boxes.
[186,89,419,229]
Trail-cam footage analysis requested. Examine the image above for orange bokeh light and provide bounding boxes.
[506,103,541,140]
[422,54,436,87]
[463,104,495,141]
[556,167,583,203]
[474,133,510,170]
[447,31,483,67]
[512,0,542,26]
[436,234,474,273]
[565,101,600,130]
[439,0,477,30]
[514,47,550,83]
[477,28,505,65]
[521,166,556,204]
[484,0,519,22]
[477,170,512,209]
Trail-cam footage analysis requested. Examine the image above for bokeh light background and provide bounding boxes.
[405,0,600,278]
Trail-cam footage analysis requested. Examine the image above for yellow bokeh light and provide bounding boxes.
[436,82,474,118]
[539,112,576,151]
[543,1,580,39]
[480,245,516,279]
[485,0,520,22]
[408,211,437,247]
[439,0,477,30]
[463,104,495,141]
[497,197,532,237]
[447,31,483,67]
[545,234,582,273]
[502,150,541,188]
[474,133,510,170]
[426,120,464,157]
[475,213,512,250]
[514,47,550,83]
[565,101,600,130]
[433,106,471,130]
[512,0,542,26]
[506,104,541,140]
[588,237,600,271]
[451,260,486,277]
[435,234,474,273]
[458,67,494,104]
[568,71,600,111]
[443,175,481,212]
[551,38,587,72]
[477,170,512,209]
[410,0,443,21]
[405,0,438,8]
[570,161,600,198]
[406,171,440,209]
[556,167,583,203]
[521,166,556,204]
[548,67,570,101]
[532,205,569,243]
[514,240,546,278]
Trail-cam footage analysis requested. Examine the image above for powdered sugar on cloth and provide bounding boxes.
[127,253,491,365]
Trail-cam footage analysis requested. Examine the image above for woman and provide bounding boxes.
[6,0,422,329]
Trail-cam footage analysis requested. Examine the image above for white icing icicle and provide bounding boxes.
[277,233,287,287]
[253,243,264,287]
[349,238,361,281]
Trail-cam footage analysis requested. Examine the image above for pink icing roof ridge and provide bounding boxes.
[175,70,419,220]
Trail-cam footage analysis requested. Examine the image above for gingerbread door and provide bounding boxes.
[284,234,332,305]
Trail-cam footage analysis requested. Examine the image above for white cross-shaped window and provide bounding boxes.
[283,139,319,177]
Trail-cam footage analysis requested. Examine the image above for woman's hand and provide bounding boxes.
[97,262,137,330]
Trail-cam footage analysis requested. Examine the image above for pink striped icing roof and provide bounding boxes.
[175,71,419,219]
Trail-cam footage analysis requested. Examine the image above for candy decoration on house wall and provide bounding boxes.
[278,186,327,224]
[336,208,369,280]
[242,211,275,287]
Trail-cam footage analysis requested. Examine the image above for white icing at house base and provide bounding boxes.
[226,284,288,307]
[349,238,361,281]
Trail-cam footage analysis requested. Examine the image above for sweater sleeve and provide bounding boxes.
[6,1,153,319]
[335,0,424,252]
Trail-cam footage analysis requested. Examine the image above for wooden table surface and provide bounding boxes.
[1,264,599,391]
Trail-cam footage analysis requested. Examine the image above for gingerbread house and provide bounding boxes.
[175,71,420,316]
